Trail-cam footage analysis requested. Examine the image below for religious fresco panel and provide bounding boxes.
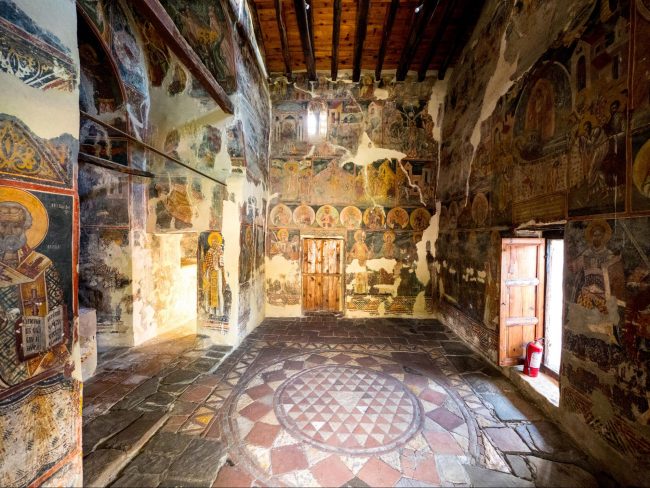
[159,0,236,94]
[0,187,74,390]
[0,0,76,91]
[0,114,74,188]
[563,217,650,459]
[198,231,230,334]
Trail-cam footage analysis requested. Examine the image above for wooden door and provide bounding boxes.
[499,238,545,366]
[302,238,343,313]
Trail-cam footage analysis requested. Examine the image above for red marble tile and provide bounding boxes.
[245,422,281,448]
[356,356,379,367]
[331,353,352,364]
[245,383,274,400]
[306,354,327,364]
[423,430,464,455]
[205,418,224,440]
[381,364,404,374]
[310,455,354,487]
[213,465,253,487]
[411,455,441,485]
[426,407,464,431]
[240,401,273,422]
[357,457,401,487]
[419,388,447,405]
[271,445,308,475]
[162,415,189,433]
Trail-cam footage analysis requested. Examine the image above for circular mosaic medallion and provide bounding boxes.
[274,365,421,455]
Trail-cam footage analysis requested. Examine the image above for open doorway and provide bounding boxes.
[498,236,564,378]
[544,239,564,376]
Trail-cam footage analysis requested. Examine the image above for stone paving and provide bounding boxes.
[82,318,616,487]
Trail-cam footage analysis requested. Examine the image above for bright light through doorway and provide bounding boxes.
[544,239,564,375]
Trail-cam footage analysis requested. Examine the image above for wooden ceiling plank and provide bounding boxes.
[395,0,440,81]
[374,0,399,80]
[274,0,294,77]
[417,0,456,81]
[352,0,371,82]
[331,0,342,79]
[293,0,317,79]
[131,0,234,113]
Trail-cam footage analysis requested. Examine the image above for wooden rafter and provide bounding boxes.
[396,0,440,81]
[274,0,293,77]
[331,0,343,80]
[417,0,456,81]
[374,0,399,81]
[293,0,317,80]
[130,0,233,114]
[352,0,371,82]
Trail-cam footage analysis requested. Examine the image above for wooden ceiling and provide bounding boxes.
[250,0,485,81]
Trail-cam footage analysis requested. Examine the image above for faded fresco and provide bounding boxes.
[0,0,81,484]
[563,218,650,461]
[266,74,438,317]
[159,0,237,94]
[436,0,650,477]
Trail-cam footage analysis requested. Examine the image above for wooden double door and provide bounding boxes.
[302,238,343,313]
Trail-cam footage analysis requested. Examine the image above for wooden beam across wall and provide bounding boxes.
[293,0,317,80]
[274,0,293,78]
[417,0,456,81]
[331,0,342,80]
[396,0,440,81]
[375,0,399,81]
[130,0,234,114]
[352,0,371,82]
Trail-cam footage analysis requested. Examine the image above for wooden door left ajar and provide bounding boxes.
[302,238,343,313]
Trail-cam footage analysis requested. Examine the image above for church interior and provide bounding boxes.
[1,0,649,486]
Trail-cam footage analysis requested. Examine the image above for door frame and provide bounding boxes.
[299,235,346,315]
[498,237,546,366]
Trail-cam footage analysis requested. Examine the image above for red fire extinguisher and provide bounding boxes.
[524,338,544,377]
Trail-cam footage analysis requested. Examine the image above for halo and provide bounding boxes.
[633,139,650,197]
[0,188,48,249]
[585,220,612,245]
[207,231,223,247]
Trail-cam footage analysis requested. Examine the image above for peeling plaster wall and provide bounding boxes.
[0,0,82,485]
[76,0,270,349]
[266,73,439,317]
[437,0,650,482]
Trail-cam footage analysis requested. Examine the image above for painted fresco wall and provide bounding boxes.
[0,0,82,485]
[436,0,650,482]
[266,74,439,317]
[76,0,269,349]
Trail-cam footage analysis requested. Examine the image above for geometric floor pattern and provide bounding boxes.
[226,350,471,486]
[276,364,421,455]
[85,318,606,487]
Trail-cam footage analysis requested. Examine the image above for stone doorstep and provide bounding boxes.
[83,411,169,487]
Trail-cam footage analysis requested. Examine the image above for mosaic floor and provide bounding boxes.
[84,317,611,487]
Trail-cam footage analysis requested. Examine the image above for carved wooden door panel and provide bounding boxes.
[302,238,343,313]
[499,238,546,366]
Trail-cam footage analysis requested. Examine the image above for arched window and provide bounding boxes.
[307,101,328,139]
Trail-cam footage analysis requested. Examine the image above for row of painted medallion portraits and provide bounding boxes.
[440,0,650,222]
[270,158,435,208]
[269,203,432,232]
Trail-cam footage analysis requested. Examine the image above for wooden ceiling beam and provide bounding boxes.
[331,0,342,80]
[130,0,233,114]
[352,0,371,82]
[293,0,317,80]
[417,0,456,81]
[396,0,440,81]
[375,0,399,81]
[274,0,293,78]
